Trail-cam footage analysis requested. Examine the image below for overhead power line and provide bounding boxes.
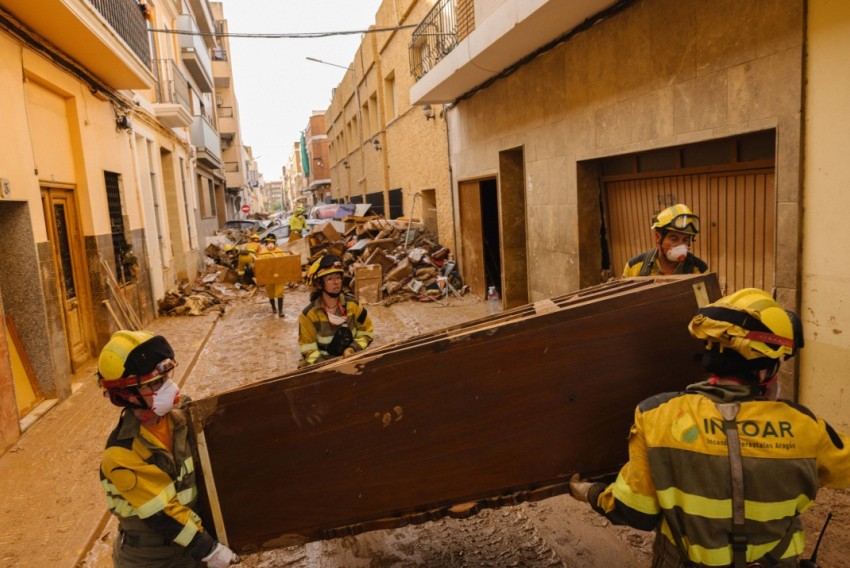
[150,24,417,39]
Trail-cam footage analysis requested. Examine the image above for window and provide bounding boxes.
[384,72,397,121]
[104,171,132,283]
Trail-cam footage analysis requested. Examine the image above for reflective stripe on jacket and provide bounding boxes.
[591,381,850,567]
[622,249,708,277]
[100,403,215,560]
[298,294,374,365]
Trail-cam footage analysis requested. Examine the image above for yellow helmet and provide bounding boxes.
[688,288,802,361]
[249,233,261,242]
[306,254,344,286]
[295,207,305,216]
[97,330,177,407]
[651,204,700,235]
[223,244,237,253]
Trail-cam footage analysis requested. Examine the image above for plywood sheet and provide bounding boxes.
[253,255,301,285]
[191,274,721,552]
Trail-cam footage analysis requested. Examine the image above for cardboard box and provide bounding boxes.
[355,265,382,303]
[254,255,301,285]
[280,238,310,265]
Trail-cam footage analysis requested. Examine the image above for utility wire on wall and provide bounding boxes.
[150,24,416,39]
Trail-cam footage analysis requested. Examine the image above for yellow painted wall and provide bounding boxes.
[800,0,850,431]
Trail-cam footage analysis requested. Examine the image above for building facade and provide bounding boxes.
[0,0,250,452]
[325,0,452,247]
[406,0,848,429]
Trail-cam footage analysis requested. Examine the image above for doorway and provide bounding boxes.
[40,186,92,371]
[458,177,501,299]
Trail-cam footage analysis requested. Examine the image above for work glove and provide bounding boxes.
[343,347,356,358]
[202,542,240,568]
[568,473,595,503]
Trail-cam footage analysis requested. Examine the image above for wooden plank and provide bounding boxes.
[253,255,301,285]
[191,274,721,552]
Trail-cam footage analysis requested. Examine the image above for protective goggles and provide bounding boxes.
[99,358,178,389]
[669,213,699,234]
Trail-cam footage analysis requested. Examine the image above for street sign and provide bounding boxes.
[241,204,250,213]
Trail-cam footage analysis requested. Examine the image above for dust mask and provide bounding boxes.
[328,313,347,326]
[150,380,180,416]
[266,243,275,249]
[665,244,689,263]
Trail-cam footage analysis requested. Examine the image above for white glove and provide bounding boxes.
[202,542,240,568]
[568,473,594,503]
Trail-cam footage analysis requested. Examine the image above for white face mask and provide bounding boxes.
[328,312,347,326]
[266,243,275,249]
[665,244,689,263]
[150,380,180,416]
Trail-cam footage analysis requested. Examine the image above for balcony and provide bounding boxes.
[2,0,153,89]
[212,48,231,88]
[153,59,193,128]
[191,115,222,169]
[187,0,217,49]
[177,14,214,92]
[409,0,618,104]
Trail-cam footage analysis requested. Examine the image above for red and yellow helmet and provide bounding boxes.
[97,330,177,407]
[306,254,344,287]
[688,288,802,361]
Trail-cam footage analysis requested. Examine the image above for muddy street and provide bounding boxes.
[78,287,850,567]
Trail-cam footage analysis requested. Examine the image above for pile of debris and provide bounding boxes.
[157,281,229,316]
[195,214,464,308]
[328,217,465,305]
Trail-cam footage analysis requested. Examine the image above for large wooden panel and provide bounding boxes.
[191,274,721,552]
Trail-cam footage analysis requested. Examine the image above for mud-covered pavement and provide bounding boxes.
[61,285,850,566]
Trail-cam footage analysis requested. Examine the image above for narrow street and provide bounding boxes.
[1,285,847,566]
[71,286,646,568]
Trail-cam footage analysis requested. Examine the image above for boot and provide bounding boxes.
[277,298,285,318]
[270,299,277,315]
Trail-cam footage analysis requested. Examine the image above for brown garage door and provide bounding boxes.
[605,168,775,295]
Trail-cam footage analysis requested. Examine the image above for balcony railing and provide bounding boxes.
[191,114,222,166]
[88,0,150,67]
[177,14,214,92]
[409,0,475,80]
[154,59,191,110]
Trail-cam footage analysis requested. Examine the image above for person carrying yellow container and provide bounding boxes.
[298,254,374,366]
[256,234,287,317]
[236,233,261,285]
[623,204,708,277]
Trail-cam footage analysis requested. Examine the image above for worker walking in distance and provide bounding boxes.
[255,234,287,317]
[236,233,261,285]
[298,254,374,366]
[288,206,308,240]
[568,289,850,567]
[97,330,240,568]
[623,203,708,277]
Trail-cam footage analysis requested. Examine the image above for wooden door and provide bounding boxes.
[458,180,485,296]
[41,187,91,370]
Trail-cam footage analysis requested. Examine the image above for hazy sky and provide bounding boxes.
[220,0,384,181]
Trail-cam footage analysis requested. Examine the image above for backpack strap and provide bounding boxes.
[638,249,658,277]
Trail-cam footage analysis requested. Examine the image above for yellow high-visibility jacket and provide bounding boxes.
[298,294,374,365]
[587,381,850,567]
[100,402,216,562]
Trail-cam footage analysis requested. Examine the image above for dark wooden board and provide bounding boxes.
[191,274,720,552]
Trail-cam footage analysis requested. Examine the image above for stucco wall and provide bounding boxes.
[800,0,850,431]
[448,0,804,301]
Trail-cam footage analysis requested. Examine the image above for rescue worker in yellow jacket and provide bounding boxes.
[298,254,374,366]
[623,203,708,277]
[568,289,850,568]
[97,330,239,568]
[288,207,308,240]
[236,233,261,284]
[255,234,287,317]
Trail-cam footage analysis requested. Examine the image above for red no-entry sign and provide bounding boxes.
[241,204,250,213]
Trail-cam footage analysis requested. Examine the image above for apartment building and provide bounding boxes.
[0,0,249,450]
[325,0,452,248]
